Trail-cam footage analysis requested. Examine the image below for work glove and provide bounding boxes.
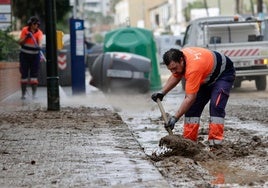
[151,92,165,102]
[26,32,32,39]
[165,116,179,130]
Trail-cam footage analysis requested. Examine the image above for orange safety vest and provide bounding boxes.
[20,26,43,54]
[173,47,227,94]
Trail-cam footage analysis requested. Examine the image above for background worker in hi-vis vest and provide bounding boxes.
[18,16,43,99]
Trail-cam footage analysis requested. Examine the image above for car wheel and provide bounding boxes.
[255,76,266,91]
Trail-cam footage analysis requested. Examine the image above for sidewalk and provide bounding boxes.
[0,86,170,187]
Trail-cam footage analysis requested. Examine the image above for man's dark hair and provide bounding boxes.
[163,48,184,66]
[27,16,40,26]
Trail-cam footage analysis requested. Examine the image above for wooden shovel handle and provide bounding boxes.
[156,98,173,135]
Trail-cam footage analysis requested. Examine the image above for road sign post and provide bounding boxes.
[69,18,85,95]
[0,0,11,31]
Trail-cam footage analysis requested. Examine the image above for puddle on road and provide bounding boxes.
[201,160,267,186]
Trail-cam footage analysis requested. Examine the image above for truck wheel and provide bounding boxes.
[255,76,266,91]
[233,79,241,88]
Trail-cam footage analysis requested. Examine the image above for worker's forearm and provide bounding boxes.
[175,99,191,119]
[18,37,27,45]
[161,75,180,94]
[175,94,196,119]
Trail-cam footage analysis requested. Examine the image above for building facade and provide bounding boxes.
[83,0,111,16]
[114,0,265,35]
[114,0,188,35]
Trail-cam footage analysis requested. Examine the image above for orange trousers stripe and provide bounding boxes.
[183,123,199,141]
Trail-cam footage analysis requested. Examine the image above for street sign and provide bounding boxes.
[0,0,11,3]
[0,22,9,30]
[0,4,11,12]
[0,0,11,30]
[70,18,85,95]
[0,13,11,22]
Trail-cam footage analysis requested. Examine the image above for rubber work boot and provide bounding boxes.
[21,83,27,100]
[31,84,37,99]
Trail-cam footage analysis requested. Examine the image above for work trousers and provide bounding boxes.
[184,58,235,145]
[19,52,40,85]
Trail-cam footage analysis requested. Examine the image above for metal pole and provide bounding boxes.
[257,0,263,14]
[235,0,240,14]
[73,0,77,18]
[250,0,255,16]
[45,0,60,111]
[203,0,209,17]
[218,0,221,15]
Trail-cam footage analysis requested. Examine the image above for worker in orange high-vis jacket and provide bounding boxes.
[151,47,236,149]
[18,16,43,99]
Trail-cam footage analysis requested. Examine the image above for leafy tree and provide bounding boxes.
[93,33,104,43]
[12,0,71,31]
[110,0,121,13]
[0,31,20,61]
[86,11,114,26]
[183,1,205,22]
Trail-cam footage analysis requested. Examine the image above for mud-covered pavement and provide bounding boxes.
[0,107,169,187]
[0,68,268,187]
[112,83,268,188]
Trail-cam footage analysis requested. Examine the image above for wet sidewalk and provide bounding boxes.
[0,86,170,188]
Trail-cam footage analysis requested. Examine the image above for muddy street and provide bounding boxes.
[109,83,268,187]
[0,67,267,187]
[105,67,268,187]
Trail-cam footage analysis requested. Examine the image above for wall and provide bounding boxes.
[0,62,20,101]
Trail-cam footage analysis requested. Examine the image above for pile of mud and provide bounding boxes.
[150,134,267,162]
[0,107,123,129]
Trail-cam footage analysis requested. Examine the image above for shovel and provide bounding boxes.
[156,98,173,135]
[150,98,173,159]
